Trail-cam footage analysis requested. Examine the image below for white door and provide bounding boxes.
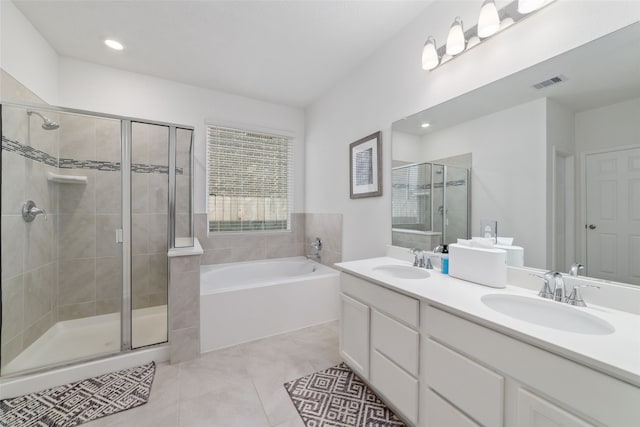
[339,293,370,379]
[585,147,640,285]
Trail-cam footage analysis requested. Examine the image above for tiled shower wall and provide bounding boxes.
[1,70,60,368]
[196,212,343,267]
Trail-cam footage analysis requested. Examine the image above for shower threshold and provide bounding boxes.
[2,305,167,376]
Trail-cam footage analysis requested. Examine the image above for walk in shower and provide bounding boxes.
[392,162,470,249]
[0,102,194,376]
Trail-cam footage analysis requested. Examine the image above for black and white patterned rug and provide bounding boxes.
[0,361,156,427]
[284,363,406,427]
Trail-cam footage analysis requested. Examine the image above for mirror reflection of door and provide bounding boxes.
[585,147,640,285]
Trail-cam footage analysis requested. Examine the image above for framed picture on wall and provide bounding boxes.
[349,131,382,199]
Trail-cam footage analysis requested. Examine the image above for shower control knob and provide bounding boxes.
[22,200,47,223]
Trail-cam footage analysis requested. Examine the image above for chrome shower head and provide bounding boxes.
[27,110,60,130]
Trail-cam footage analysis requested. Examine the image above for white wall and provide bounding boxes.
[0,0,59,104]
[420,99,548,268]
[391,131,422,165]
[575,97,640,154]
[305,0,640,262]
[57,58,305,214]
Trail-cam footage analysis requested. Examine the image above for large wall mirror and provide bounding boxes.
[391,22,640,286]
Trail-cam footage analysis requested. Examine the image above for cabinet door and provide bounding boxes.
[339,293,370,379]
[518,389,594,427]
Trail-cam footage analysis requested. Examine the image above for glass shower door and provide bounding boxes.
[130,121,169,349]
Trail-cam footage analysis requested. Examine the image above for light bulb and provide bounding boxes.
[421,37,439,71]
[478,0,500,38]
[518,0,545,14]
[104,39,124,50]
[446,17,466,56]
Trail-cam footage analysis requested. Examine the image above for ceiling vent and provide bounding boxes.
[533,75,568,90]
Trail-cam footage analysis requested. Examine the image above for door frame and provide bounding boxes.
[550,146,575,272]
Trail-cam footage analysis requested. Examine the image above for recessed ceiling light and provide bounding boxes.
[421,123,431,128]
[104,39,124,51]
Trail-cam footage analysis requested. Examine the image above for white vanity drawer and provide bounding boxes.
[424,338,504,427]
[371,349,419,425]
[422,386,480,427]
[371,309,419,376]
[341,272,419,327]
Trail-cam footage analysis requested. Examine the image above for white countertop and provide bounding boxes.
[335,257,640,386]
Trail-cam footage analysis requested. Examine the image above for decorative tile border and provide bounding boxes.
[2,136,182,174]
[1,136,58,167]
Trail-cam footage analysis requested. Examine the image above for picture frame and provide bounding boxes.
[349,131,382,199]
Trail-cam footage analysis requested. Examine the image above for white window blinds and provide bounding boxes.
[207,125,293,232]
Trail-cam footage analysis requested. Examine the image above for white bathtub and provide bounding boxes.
[200,257,340,352]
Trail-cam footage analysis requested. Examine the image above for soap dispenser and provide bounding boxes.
[441,244,449,274]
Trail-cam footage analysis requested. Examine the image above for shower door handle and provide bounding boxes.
[115,229,124,243]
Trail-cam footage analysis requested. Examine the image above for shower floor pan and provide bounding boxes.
[2,305,167,376]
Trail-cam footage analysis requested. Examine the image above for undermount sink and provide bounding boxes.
[481,294,615,335]
[372,264,430,280]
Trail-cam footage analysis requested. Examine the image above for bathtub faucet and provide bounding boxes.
[306,237,323,261]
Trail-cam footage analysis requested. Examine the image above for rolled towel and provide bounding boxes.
[471,237,495,248]
[497,237,514,246]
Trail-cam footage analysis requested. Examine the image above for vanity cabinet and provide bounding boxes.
[421,305,640,427]
[339,293,370,379]
[340,272,420,425]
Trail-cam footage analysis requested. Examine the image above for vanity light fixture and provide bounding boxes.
[104,39,124,51]
[421,37,440,71]
[421,0,556,72]
[445,17,466,56]
[477,0,501,38]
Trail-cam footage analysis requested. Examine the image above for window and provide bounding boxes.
[207,125,293,232]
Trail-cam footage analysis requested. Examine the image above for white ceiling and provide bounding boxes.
[14,0,433,108]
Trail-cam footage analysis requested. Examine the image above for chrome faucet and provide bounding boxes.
[533,270,600,307]
[306,237,322,261]
[569,263,585,277]
[531,272,554,299]
[565,283,600,307]
[409,248,426,268]
[432,244,445,253]
[548,272,565,302]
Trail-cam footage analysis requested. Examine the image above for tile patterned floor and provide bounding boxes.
[85,321,340,427]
